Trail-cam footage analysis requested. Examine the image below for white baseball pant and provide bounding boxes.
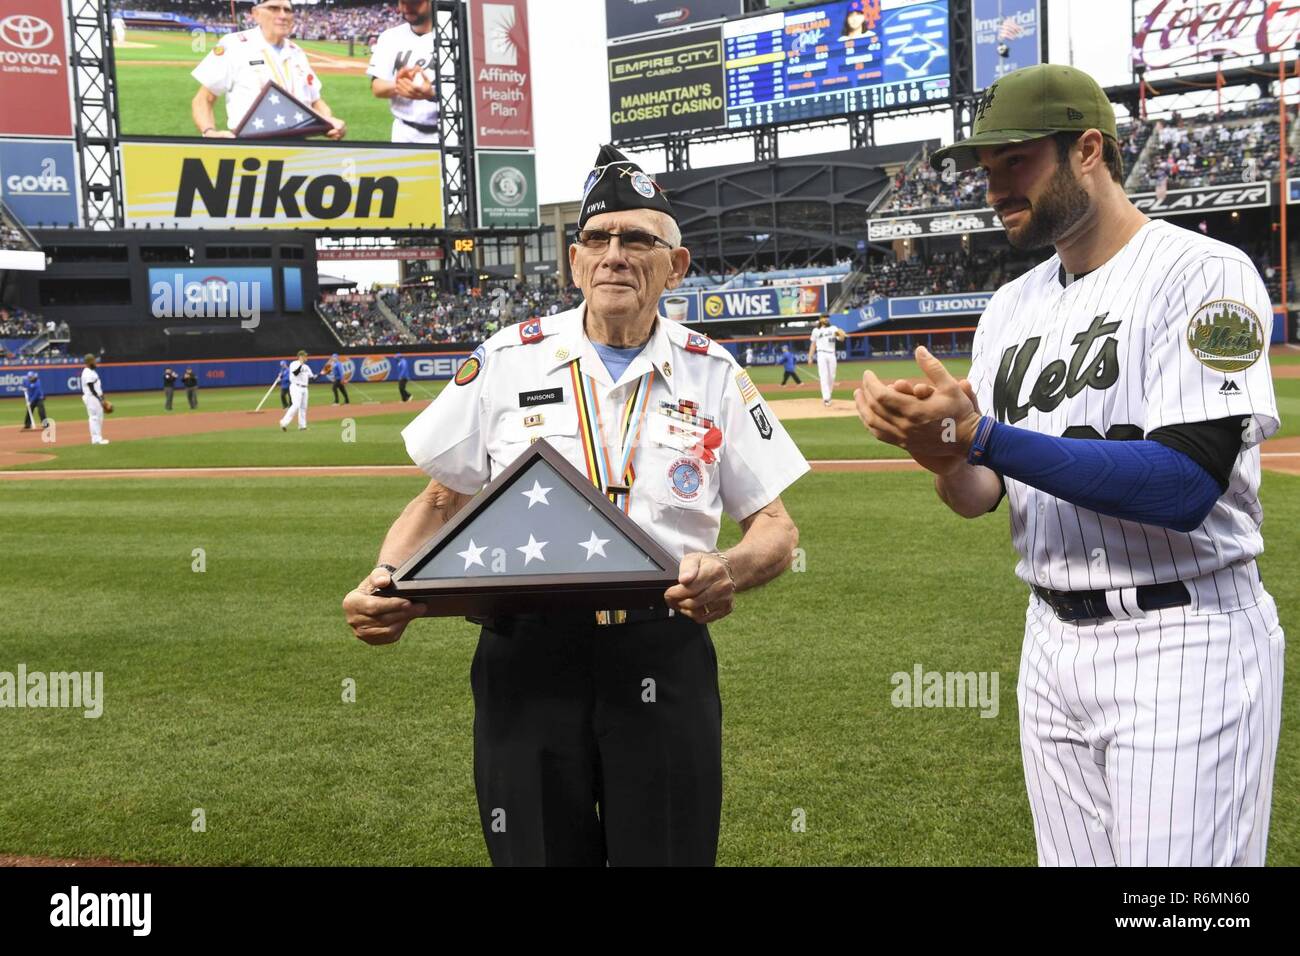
[816,351,837,403]
[83,396,104,443]
[280,384,310,429]
[391,118,438,144]
[1018,578,1284,866]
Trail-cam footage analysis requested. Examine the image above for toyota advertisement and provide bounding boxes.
[0,0,74,137]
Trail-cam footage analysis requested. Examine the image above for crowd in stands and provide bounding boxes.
[844,249,1022,305]
[119,1,400,41]
[0,307,44,339]
[1132,100,1298,191]
[319,294,405,348]
[0,308,76,364]
[384,280,583,344]
[878,162,988,215]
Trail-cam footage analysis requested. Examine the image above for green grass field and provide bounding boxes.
[116,29,393,142]
[0,357,1296,865]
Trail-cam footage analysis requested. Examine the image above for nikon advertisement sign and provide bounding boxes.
[475,151,539,229]
[867,208,1001,242]
[121,143,444,231]
[607,27,726,140]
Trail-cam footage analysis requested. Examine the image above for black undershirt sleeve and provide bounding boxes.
[1146,416,1245,492]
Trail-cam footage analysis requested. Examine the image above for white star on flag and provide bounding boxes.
[456,539,487,570]
[270,94,281,105]
[275,114,287,126]
[521,479,552,508]
[579,531,609,561]
[293,111,304,122]
[253,117,265,129]
[516,534,547,565]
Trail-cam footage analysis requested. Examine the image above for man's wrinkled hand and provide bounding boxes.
[664,552,734,624]
[342,568,427,645]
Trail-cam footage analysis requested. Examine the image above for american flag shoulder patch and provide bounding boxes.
[735,370,759,405]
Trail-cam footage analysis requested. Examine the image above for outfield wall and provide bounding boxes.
[0,351,473,399]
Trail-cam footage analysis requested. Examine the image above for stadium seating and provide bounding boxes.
[113,1,398,41]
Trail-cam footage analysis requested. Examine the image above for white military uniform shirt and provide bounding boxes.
[288,359,315,387]
[402,306,810,560]
[192,27,322,131]
[366,23,438,132]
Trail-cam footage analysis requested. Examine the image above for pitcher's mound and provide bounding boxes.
[767,398,858,420]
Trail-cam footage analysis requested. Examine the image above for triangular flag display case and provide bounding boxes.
[233,81,335,139]
[382,441,681,617]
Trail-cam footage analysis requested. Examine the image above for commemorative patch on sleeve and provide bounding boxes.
[454,346,485,386]
[735,370,760,405]
[749,404,773,440]
[685,332,710,354]
[1187,299,1265,373]
[519,319,544,344]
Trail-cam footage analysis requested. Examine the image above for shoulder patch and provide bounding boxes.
[685,332,711,355]
[519,318,544,344]
[214,45,226,56]
[454,346,485,386]
[735,370,760,405]
[1186,299,1265,373]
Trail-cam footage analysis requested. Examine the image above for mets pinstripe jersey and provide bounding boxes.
[968,218,1280,606]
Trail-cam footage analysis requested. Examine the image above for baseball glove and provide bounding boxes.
[101,400,114,414]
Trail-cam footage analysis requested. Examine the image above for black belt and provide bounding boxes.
[469,608,677,631]
[400,118,440,134]
[1032,581,1191,623]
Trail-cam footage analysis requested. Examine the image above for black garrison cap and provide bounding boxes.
[578,144,676,228]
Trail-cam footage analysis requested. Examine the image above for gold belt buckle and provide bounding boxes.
[594,609,628,626]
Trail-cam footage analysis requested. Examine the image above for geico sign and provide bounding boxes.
[413,357,460,379]
[927,215,990,234]
[1133,184,1269,214]
[868,219,923,239]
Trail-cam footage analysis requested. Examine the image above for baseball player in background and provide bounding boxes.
[20,372,46,429]
[857,65,1284,866]
[326,353,350,405]
[279,349,316,431]
[809,316,845,406]
[368,0,438,144]
[80,354,111,445]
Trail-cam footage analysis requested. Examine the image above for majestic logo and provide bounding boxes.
[1187,299,1264,373]
[0,15,53,50]
[489,165,527,207]
[975,83,997,121]
[1218,380,1240,394]
[992,313,1122,424]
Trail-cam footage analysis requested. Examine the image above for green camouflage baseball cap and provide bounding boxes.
[930,64,1118,173]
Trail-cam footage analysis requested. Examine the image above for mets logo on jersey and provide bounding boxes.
[1186,299,1265,373]
[519,319,544,344]
[685,332,710,354]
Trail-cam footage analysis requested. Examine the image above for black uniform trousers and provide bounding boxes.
[470,611,722,866]
[22,399,46,428]
[780,370,802,385]
[164,385,174,410]
[332,381,350,404]
[280,386,291,408]
[398,377,411,402]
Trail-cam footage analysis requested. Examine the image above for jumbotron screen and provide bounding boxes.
[723,0,950,128]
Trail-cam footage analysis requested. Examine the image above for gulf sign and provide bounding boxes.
[358,355,392,382]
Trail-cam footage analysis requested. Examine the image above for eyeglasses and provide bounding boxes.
[572,229,674,253]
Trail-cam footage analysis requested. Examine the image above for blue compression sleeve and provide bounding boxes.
[974,419,1221,533]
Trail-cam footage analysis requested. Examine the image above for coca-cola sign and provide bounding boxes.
[1133,0,1300,71]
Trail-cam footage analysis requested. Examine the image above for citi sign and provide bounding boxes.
[151,274,261,329]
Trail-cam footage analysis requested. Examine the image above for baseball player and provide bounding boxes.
[809,316,845,406]
[276,359,291,407]
[326,353,349,405]
[367,0,438,144]
[279,350,316,431]
[191,0,346,140]
[20,372,45,429]
[80,354,111,445]
[857,65,1284,867]
[393,352,411,402]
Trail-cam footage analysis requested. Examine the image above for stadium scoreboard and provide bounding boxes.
[609,0,951,141]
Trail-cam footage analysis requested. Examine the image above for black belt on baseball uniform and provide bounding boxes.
[400,118,439,134]
[1032,581,1191,623]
